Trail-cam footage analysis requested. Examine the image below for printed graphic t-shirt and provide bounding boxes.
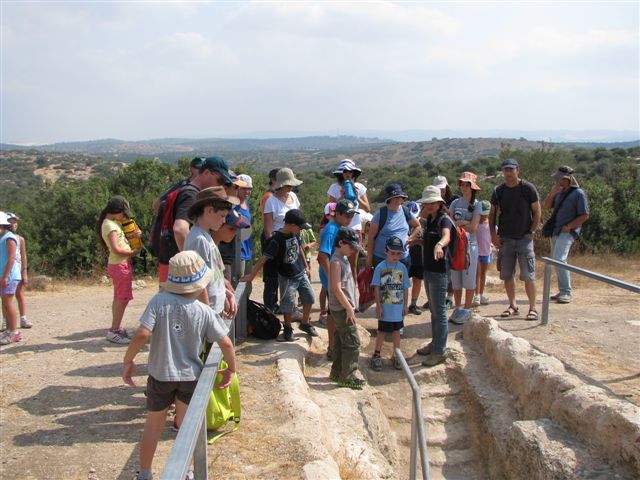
[263,231,305,278]
[371,260,410,322]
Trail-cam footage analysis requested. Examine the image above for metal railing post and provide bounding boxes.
[542,262,552,325]
[193,416,208,480]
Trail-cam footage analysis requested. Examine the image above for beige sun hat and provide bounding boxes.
[416,185,445,204]
[275,168,303,189]
[432,175,449,190]
[161,251,213,294]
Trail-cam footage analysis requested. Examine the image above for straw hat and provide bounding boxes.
[457,172,481,191]
[416,186,445,204]
[432,175,449,189]
[162,251,213,294]
[275,168,303,189]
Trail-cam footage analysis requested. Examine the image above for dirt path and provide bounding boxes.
[0,256,638,479]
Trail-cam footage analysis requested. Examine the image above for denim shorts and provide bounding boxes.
[497,237,536,282]
[478,254,493,264]
[146,375,198,412]
[278,272,315,313]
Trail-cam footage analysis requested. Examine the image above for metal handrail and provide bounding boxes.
[395,348,431,480]
[541,256,640,325]
[160,281,248,480]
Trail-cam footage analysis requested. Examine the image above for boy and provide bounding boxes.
[183,187,240,318]
[213,209,251,283]
[241,209,317,342]
[122,251,237,480]
[329,227,367,389]
[370,236,410,371]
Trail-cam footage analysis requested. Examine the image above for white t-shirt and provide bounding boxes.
[327,182,367,231]
[184,226,226,314]
[264,192,300,233]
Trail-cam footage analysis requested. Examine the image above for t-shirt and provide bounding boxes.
[552,188,589,236]
[372,260,410,322]
[0,231,21,282]
[263,231,305,278]
[422,212,454,274]
[184,226,226,314]
[140,291,227,382]
[318,220,340,288]
[372,207,410,260]
[14,235,22,269]
[449,197,483,244]
[328,253,356,312]
[237,202,253,261]
[327,182,367,230]
[264,192,300,233]
[476,223,492,257]
[101,218,131,264]
[299,228,316,262]
[490,180,539,239]
[162,184,199,263]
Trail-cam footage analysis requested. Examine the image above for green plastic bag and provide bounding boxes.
[206,359,240,444]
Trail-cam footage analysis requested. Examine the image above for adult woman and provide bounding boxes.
[366,183,420,271]
[415,186,453,367]
[328,159,370,278]
[0,211,22,345]
[448,172,482,324]
[262,168,303,311]
[432,175,458,208]
[97,196,141,344]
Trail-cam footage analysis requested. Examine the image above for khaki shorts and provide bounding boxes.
[497,237,536,282]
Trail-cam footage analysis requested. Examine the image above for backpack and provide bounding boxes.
[147,180,194,262]
[206,359,241,444]
[246,299,281,339]
[375,205,412,240]
[448,225,470,271]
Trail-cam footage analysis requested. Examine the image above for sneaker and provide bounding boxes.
[422,352,446,367]
[282,325,294,342]
[416,343,432,356]
[480,295,490,305]
[471,295,481,307]
[338,378,366,390]
[451,308,472,325]
[448,307,462,324]
[118,327,133,339]
[106,330,130,344]
[0,330,23,345]
[133,472,152,480]
[421,301,430,309]
[556,293,572,304]
[392,356,403,370]
[20,317,33,329]
[549,292,561,301]
[185,469,194,480]
[408,305,422,315]
[370,355,383,371]
[299,322,319,337]
[319,311,328,325]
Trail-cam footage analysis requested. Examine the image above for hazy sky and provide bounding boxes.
[1,1,638,144]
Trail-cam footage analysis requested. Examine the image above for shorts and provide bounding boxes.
[278,272,315,313]
[146,375,198,412]
[497,237,536,282]
[479,254,493,264]
[409,264,423,279]
[108,261,133,302]
[378,320,404,332]
[0,280,19,295]
[158,263,169,283]
[450,242,478,291]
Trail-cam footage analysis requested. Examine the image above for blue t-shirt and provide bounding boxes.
[371,260,410,322]
[372,208,410,259]
[236,202,253,261]
[553,188,589,236]
[449,197,483,244]
[318,220,340,289]
[0,231,21,283]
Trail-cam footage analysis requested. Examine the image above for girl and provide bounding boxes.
[7,213,31,328]
[0,211,23,345]
[474,201,493,306]
[97,196,140,344]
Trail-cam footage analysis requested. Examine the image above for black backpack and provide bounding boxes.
[246,300,281,340]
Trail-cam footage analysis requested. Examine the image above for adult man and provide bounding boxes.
[489,158,541,321]
[543,166,589,304]
[260,169,280,311]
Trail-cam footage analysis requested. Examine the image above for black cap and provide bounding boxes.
[385,235,405,252]
[268,168,279,181]
[283,209,311,229]
[335,227,366,255]
[335,199,359,216]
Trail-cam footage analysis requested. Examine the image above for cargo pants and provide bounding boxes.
[329,309,361,382]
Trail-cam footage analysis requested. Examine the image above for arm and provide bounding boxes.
[299,244,310,278]
[366,222,379,269]
[403,287,409,317]
[530,201,542,235]
[561,213,589,233]
[317,252,330,276]
[406,218,422,245]
[122,325,152,386]
[374,285,382,320]
[357,191,371,213]
[263,212,274,239]
[434,227,451,261]
[544,184,563,210]
[330,260,357,324]
[173,218,190,251]
[488,205,501,249]
[216,336,237,389]
[240,255,268,283]
[1,238,16,288]
[19,235,28,286]
[464,213,481,234]
[108,231,135,256]
[223,278,237,318]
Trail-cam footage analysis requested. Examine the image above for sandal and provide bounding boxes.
[525,309,539,321]
[501,305,519,317]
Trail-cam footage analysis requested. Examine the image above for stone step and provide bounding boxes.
[427,446,480,468]
[428,462,486,480]
[421,382,462,398]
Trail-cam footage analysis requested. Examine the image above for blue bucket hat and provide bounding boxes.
[383,183,408,202]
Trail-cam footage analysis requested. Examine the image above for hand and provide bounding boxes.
[22,275,28,288]
[225,292,238,319]
[365,257,373,271]
[551,184,564,195]
[134,229,142,238]
[131,248,141,256]
[0,275,7,289]
[217,368,234,389]
[239,275,253,283]
[491,233,502,249]
[346,308,357,325]
[561,225,571,234]
[122,361,137,386]
[434,244,444,260]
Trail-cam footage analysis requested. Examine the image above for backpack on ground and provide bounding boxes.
[246,299,281,339]
[448,225,470,271]
[206,359,241,444]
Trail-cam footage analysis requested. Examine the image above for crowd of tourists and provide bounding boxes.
[0,155,589,480]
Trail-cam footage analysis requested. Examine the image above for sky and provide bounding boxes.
[1,1,638,144]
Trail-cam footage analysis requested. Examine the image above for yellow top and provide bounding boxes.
[101,218,131,264]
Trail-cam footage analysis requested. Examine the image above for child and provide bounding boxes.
[122,251,237,480]
[183,186,240,316]
[370,236,410,371]
[0,211,23,345]
[97,196,141,344]
[474,200,493,306]
[6,213,31,328]
[214,209,252,283]
[241,209,317,342]
[299,227,317,266]
[329,227,367,389]
[318,202,336,325]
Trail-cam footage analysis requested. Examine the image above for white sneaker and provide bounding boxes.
[471,295,481,307]
[106,330,130,344]
[20,317,33,328]
[480,295,490,305]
